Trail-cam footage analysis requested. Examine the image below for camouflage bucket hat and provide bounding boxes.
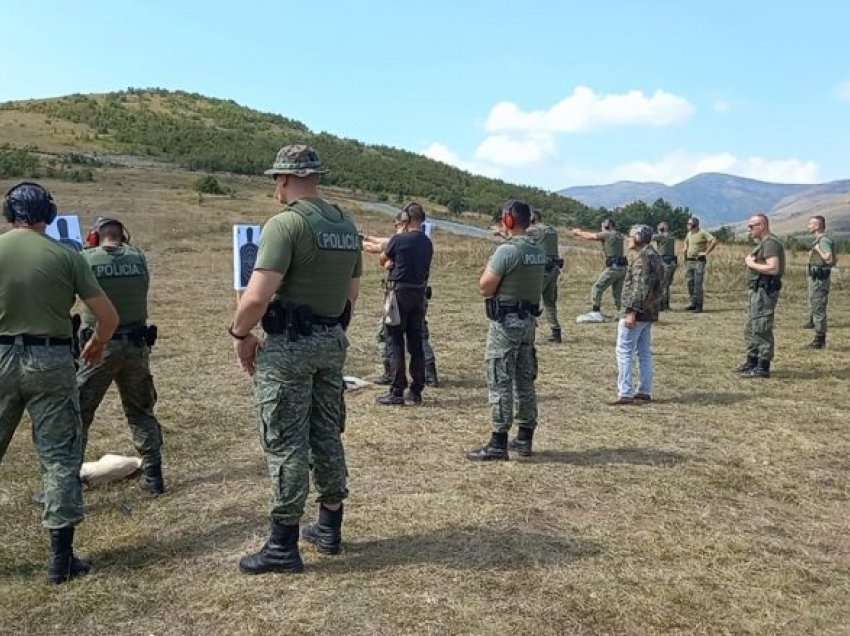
[264,144,328,177]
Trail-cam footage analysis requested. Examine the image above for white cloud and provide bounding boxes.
[837,80,850,103]
[485,86,695,135]
[713,99,731,113]
[421,142,502,178]
[578,150,820,186]
[473,134,555,166]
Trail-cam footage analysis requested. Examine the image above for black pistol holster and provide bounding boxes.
[807,265,831,281]
[262,301,317,340]
[485,298,542,322]
[749,275,782,294]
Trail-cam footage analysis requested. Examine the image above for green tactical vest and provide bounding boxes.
[537,224,560,258]
[603,232,625,260]
[655,234,676,257]
[496,236,546,304]
[81,244,149,328]
[748,234,786,282]
[809,234,835,268]
[277,199,360,317]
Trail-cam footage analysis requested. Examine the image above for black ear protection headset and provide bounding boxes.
[2,182,58,225]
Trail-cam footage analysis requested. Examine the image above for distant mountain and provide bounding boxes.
[559,173,850,227]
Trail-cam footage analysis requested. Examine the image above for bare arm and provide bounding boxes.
[571,229,601,241]
[79,295,119,365]
[479,269,502,297]
[348,277,361,307]
[703,239,718,256]
[745,255,780,276]
[230,269,283,375]
[232,269,282,336]
[814,244,834,265]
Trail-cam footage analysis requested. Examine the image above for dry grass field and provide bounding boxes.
[1,165,849,635]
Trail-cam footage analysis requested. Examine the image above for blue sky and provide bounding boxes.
[1,0,848,189]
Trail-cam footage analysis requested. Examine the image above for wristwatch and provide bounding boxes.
[228,324,248,340]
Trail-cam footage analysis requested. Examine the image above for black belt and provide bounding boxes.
[0,335,72,346]
[312,316,342,327]
[686,256,706,262]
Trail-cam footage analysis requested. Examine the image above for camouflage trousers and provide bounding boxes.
[807,276,830,335]
[744,287,781,361]
[541,266,561,331]
[660,260,678,309]
[591,266,626,310]
[0,344,83,529]
[377,316,435,365]
[76,339,162,469]
[485,315,538,434]
[685,260,706,307]
[254,328,349,525]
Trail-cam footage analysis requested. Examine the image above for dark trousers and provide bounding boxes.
[388,288,427,396]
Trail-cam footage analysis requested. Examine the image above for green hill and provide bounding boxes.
[0,88,589,223]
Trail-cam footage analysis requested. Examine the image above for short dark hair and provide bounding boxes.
[503,199,532,229]
[687,216,700,228]
[754,213,769,228]
[811,215,826,230]
[601,218,615,231]
[401,201,426,223]
[532,208,542,221]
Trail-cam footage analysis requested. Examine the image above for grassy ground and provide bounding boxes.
[1,166,849,635]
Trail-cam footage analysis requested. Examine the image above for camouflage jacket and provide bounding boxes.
[622,244,665,322]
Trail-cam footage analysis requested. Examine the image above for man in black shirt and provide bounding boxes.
[376,203,434,405]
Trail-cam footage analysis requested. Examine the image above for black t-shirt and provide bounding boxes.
[385,231,433,285]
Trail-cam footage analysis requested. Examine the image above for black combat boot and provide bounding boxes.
[375,360,392,385]
[685,304,697,311]
[592,305,601,313]
[301,504,343,555]
[735,355,758,374]
[425,362,439,387]
[140,462,165,495]
[806,333,826,349]
[239,521,304,575]
[546,328,562,343]
[801,320,815,330]
[466,432,509,462]
[508,427,534,457]
[404,389,423,406]
[376,391,405,406]
[743,359,771,379]
[47,527,91,585]
[692,305,703,313]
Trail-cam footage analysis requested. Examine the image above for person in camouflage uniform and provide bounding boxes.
[610,225,665,405]
[529,209,564,343]
[682,217,717,312]
[802,215,835,349]
[230,146,362,574]
[75,217,165,494]
[467,200,545,461]
[653,222,677,311]
[572,219,627,315]
[737,213,785,378]
[0,182,118,584]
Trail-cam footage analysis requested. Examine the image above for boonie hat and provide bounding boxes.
[264,144,328,177]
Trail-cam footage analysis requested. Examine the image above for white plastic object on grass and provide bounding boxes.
[80,454,142,487]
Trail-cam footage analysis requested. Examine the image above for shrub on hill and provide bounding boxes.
[5,90,589,225]
[195,175,227,195]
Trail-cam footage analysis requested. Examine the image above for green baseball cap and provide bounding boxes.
[264,144,328,177]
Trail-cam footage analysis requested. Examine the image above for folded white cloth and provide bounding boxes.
[576,311,608,324]
[343,376,371,391]
[80,454,142,487]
